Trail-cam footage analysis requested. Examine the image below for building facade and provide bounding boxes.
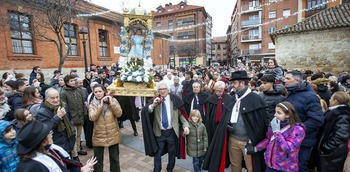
[152,1,210,67]
[227,0,343,67]
[211,36,228,65]
[0,1,124,72]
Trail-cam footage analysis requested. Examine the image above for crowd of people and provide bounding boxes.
[0,59,350,172]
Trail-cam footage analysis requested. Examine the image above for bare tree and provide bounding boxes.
[177,44,199,65]
[10,0,82,71]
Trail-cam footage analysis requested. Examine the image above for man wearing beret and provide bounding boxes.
[203,70,269,172]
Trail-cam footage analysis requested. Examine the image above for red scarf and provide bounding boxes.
[215,95,223,123]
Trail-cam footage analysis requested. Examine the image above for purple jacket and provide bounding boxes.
[255,122,305,172]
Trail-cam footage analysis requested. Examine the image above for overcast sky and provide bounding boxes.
[91,0,236,37]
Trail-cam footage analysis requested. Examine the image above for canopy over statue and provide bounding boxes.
[107,2,156,97]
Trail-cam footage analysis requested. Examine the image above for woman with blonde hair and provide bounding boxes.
[317,91,350,172]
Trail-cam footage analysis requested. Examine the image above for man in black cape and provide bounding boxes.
[205,80,231,145]
[183,82,208,122]
[141,81,189,172]
[203,70,268,172]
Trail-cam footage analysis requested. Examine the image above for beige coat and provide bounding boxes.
[89,98,122,147]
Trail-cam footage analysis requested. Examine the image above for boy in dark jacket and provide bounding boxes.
[0,120,19,171]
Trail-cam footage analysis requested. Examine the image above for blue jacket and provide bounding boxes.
[0,120,18,172]
[286,82,324,147]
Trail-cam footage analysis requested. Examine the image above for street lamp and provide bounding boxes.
[79,28,88,72]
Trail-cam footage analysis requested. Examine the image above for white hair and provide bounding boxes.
[192,82,201,87]
[156,80,170,91]
[214,81,225,89]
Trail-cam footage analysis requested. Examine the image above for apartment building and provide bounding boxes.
[152,1,211,66]
[227,0,343,67]
[211,36,228,65]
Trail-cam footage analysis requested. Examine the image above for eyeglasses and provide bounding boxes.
[158,88,167,91]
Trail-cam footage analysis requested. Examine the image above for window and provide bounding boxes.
[64,23,78,56]
[8,12,33,54]
[156,22,161,28]
[283,9,290,17]
[307,0,326,10]
[177,17,194,27]
[168,20,173,29]
[268,27,276,33]
[269,11,276,18]
[268,42,275,49]
[177,31,195,39]
[99,30,108,57]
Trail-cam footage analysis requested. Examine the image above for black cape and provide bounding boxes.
[203,92,269,172]
[141,93,188,158]
[183,91,208,115]
[205,93,231,144]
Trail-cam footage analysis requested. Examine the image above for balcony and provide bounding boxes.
[242,49,262,55]
[241,19,261,27]
[241,5,262,14]
[241,35,262,42]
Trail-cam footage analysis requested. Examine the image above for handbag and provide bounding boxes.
[62,158,83,172]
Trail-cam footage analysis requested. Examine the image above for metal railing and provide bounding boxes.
[241,19,261,27]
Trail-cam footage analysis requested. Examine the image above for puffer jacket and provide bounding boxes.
[0,121,19,172]
[259,84,285,121]
[286,82,324,147]
[5,92,22,121]
[89,97,122,147]
[317,105,350,172]
[186,121,208,157]
[256,121,305,172]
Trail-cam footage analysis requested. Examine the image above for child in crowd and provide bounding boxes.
[185,110,208,172]
[14,108,34,129]
[245,102,305,172]
[0,120,19,172]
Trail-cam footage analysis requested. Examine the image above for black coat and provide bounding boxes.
[205,93,230,144]
[203,92,269,172]
[116,96,139,121]
[317,105,350,172]
[182,80,194,97]
[141,93,187,157]
[5,92,22,121]
[259,84,285,121]
[36,103,76,153]
[183,91,208,115]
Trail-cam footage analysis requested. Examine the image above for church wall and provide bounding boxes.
[274,27,350,74]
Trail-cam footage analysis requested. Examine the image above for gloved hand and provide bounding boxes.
[244,143,257,155]
[271,117,281,133]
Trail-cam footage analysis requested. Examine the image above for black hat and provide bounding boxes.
[17,120,53,154]
[53,70,60,74]
[229,70,250,81]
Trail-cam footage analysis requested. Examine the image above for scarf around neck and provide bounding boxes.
[44,101,74,138]
[230,88,251,123]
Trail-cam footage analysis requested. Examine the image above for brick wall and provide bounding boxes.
[275,27,350,74]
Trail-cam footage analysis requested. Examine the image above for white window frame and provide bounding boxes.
[283,9,291,17]
[269,11,276,18]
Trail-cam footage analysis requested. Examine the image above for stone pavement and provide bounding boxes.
[79,120,192,172]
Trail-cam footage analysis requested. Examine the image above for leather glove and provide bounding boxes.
[271,117,281,133]
[244,143,257,155]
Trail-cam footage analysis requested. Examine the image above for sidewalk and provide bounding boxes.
[79,120,192,172]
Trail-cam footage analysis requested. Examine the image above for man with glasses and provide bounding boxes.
[205,81,230,145]
[142,80,190,172]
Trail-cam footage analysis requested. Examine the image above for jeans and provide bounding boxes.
[94,144,120,172]
[153,129,177,172]
[193,156,203,172]
[298,146,312,172]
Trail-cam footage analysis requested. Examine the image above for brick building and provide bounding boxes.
[211,36,228,65]
[0,1,123,73]
[227,0,343,67]
[152,1,211,67]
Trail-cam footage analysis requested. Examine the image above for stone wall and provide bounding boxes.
[274,27,350,74]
